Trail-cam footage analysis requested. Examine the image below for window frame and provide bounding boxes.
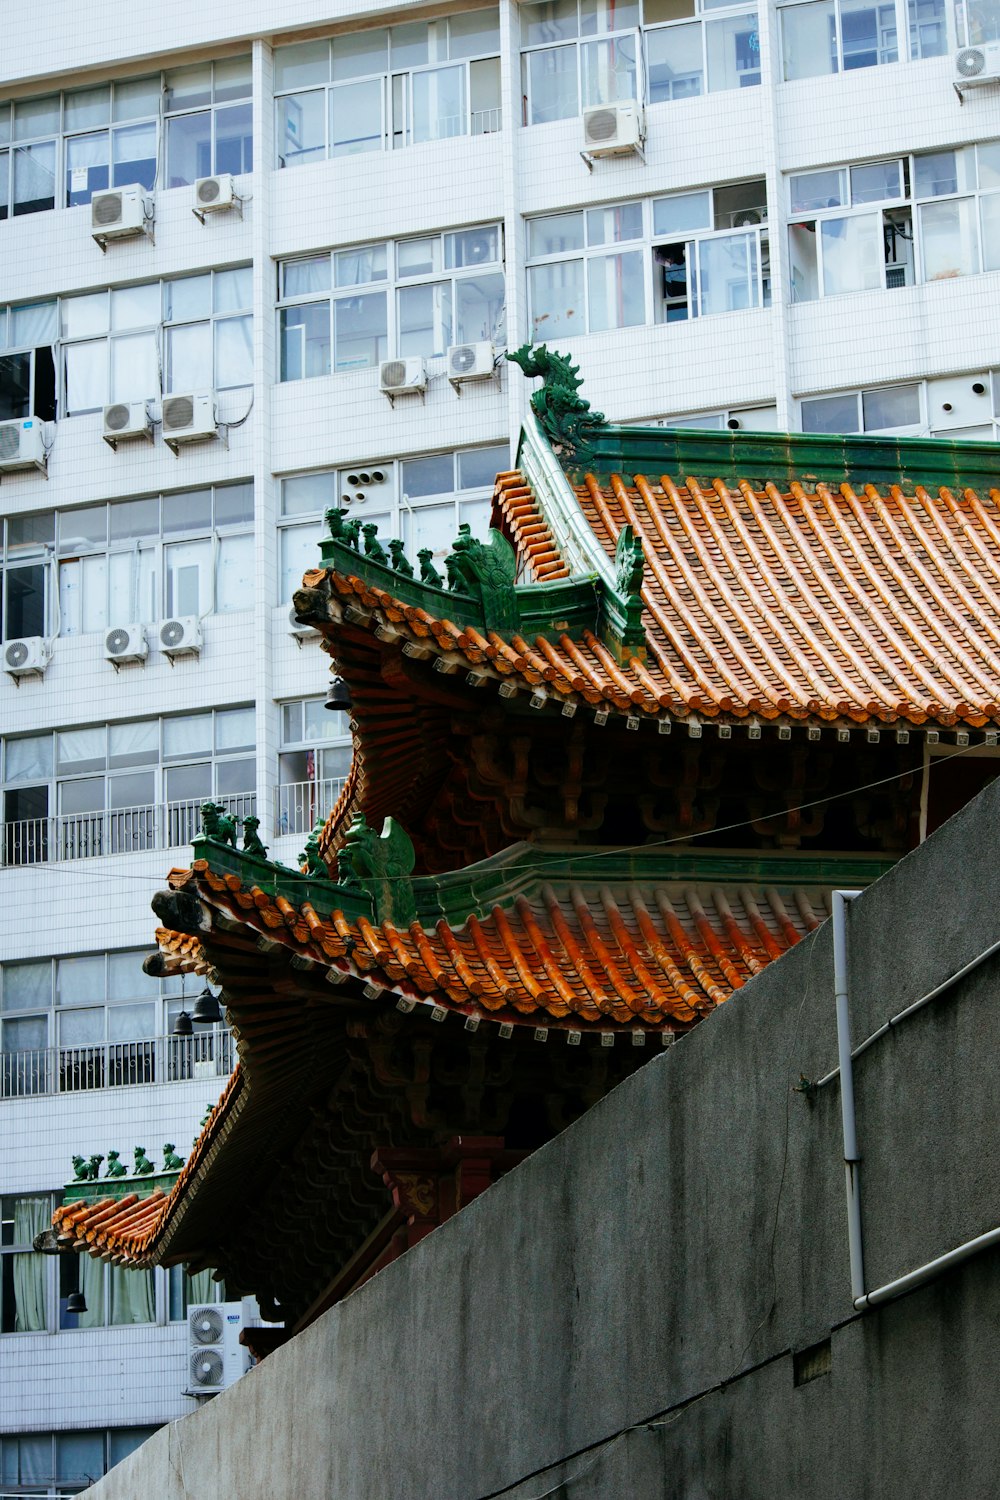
[776,0,950,79]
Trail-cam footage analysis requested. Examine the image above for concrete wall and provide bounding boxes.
[83,774,1000,1498]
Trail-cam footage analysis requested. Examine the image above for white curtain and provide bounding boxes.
[79,1254,105,1327]
[12,1196,48,1331]
[110,1266,155,1324]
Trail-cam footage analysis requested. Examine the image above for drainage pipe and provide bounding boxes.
[832,889,865,1305]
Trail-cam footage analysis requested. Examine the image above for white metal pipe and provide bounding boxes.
[833,889,865,1305]
[855,1224,1000,1310]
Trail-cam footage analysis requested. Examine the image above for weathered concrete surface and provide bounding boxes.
[85,779,1000,1499]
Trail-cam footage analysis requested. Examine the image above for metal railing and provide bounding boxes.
[1,1031,235,1099]
[1,794,256,867]
[471,106,502,134]
[273,778,345,838]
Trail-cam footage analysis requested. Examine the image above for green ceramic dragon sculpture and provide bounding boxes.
[506,343,606,460]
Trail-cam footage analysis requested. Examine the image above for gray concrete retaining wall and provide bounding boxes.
[84,778,1000,1498]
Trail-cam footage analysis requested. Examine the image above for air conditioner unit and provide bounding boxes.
[0,417,46,473]
[104,624,148,665]
[730,207,767,228]
[187,1303,250,1395]
[4,637,49,678]
[91,185,153,246]
[288,604,319,640]
[955,41,1000,86]
[193,174,237,219]
[102,401,153,448]
[448,342,495,387]
[162,392,218,452]
[379,358,427,401]
[158,616,202,658]
[581,101,644,157]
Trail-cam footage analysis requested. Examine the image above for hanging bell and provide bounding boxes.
[325,676,353,711]
[66,1290,88,1314]
[191,987,223,1024]
[172,1010,193,1037]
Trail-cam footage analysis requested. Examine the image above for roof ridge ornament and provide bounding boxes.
[506,344,606,462]
[337,812,416,926]
[599,523,647,662]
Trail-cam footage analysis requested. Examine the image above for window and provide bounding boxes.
[520,0,760,124]
[277,227,504,377]
[165,56,252,187]
[1,1194,51,1331]
[778,0,947,77]
[0,300,57,422]
[0,482,252,644]
[275,12,501,165]
[1,708,255,868]
[957,0,1000,42]
[168,1264,228,1319]
[277,442,506,601]
[0,950,233,1096]
[277,698,353,836]
[59,268,252,416]
[798,369,1000,438]
[800,382,922,432]
[640,402,779,429]
[0,1427,158,1490]
[787,144,1000,302]
[526,181,769,338]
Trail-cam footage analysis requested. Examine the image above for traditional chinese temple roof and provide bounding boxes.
[50,349,1000,1328]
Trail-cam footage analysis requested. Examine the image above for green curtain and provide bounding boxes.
[12,1196,48,1332]
[79,1253,105,1328]
[188,1269,214,1308]
[110,1265,155,1324]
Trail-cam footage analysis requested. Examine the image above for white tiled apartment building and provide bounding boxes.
[1,0,999,1488]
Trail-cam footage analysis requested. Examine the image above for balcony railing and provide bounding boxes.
[273,778,346,838]
[1,794,256,867]
[471,106,502,134]
[1,1031,236,1100]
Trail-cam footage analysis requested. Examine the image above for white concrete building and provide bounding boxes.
[1,0,999,1489]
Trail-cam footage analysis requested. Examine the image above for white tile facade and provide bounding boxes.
[3,0,1000,1483]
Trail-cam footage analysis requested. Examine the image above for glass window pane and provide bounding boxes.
[57,1433,105,1485]
[398,237,441,278]
[166,112,211,188]
[0,351,31,421]
[412,65,466,143]
[3,961,50,1011]
[275,41,331,90]
[114,76,161,122]
[164,714,212,758]
[280,524,323,599]
[214,55,252,103]
[522,0,580,43]
[304,699,350,741]
[167,323,213,394]
[216,756,255,795]
[471,57,502,131]
[401,453,454,497]
[166,540,210,616]
[282,473,335,515]
[914,149,960,197]
[58,505,107,552]
[62,292,108,339]
[109,720,158,767]
[334,245,387,286]
[58,955,106,1006]
[706,13,761,90]
[66,132,109,207]
[65,86,111,130]
[529,259,585,338]
[162,489,212,534]
[978,140,1000,190]
[332,28,389,80]
[165,64,212,111]
[652,190,711,234]
[402,501,457,559]
[283,257,332,297]
[851,160,902,204]
[450,8,501,55]
[13,142,55,215]
[277,90,327,167]
[216,706,255,750]
[862,383,920,429]
[107,769,154,808]
[840,0,899,68]
[528,211,585,257]
[111,283,159,331]
[107,1002,155,1040]
[696,233,758,315]
[165,762,212,801]
[333,291,387,370]
[65,340,108,413]
[789,168,847,213]
[13,96,58,140]
[455,271,505,343]
[165,274,212,322]
[586,202,643,245]
[524,45,579,123]
[581,34,637,107]
[390,20,429,66]
[587,249,645,330]
[214,102,253,176]
[788,222,819,301]
[214,481,254,527]
[920,197,979,279]
[781,0,838,79]
[0,105,8,147]
[280,304,331,381]
[801,392,860,431]
[907,0,946,48]
[217,532,253,610]
[981,191,1000,270]
[213,267,252,314]
[647,22,703,101]
[215,316,253,388]
[966,0,1000,40]
[109,1429,157,1468]
[56,727,105,773]
[111,331,159,403]
[398,281,452,357]
[820,213,881,294]
[330,79,383,156]
[3,1014,47,1051]
[4,734,52,782]
[458,444,508,488]
[11,300,57,346]
[110,497,158,541]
